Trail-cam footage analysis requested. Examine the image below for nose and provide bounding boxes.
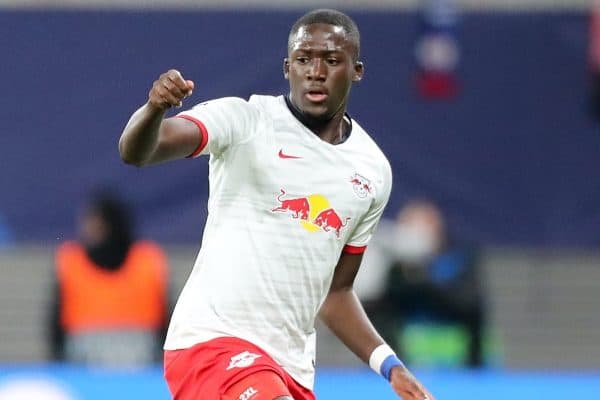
[306,58,326,81]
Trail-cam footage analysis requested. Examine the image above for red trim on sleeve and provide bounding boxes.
[343,244,367,254]
[176,115,209,158]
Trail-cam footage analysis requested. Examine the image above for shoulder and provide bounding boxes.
[247,94,287,117]
[350,120,393,179]
[56,241,82,257]
[55,241,84,275]
[130,241,169,273]
[189,96,255,111]
[130,240,166,257]
[184,95,282,124]
[248,94,282,107]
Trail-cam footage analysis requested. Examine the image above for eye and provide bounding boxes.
[326,58,340,65]
[296,56,309,64]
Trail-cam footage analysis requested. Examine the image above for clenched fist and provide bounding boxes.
[148,69,194,110]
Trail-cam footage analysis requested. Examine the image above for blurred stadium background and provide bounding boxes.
[1,0,599,398]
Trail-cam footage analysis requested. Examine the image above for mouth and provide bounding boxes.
[305,88,328,103]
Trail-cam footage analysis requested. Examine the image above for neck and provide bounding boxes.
[85,237,131,271]
[285,95,350,145]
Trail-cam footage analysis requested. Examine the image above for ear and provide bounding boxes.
[283,58,290,80]
[352,61,364,82]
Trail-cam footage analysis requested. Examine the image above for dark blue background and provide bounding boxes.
[1,10,598,246]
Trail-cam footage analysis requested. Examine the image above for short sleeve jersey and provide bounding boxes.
[164,95,392,389]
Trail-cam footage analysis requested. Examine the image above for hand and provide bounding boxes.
[389,365,435,400]
[148,69,195,110]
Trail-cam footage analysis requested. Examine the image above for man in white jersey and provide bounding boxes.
[119,9,434,400]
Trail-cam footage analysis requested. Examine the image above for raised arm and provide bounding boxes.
[119,69,201,167]
[319,252,435,400]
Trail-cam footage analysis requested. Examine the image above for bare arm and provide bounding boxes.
[319,252,383,362]
[119,69,201,167]
[319,252,435,400]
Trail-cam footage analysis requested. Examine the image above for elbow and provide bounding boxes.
[120,153,148,168]
[118,139,148,167]
[121,156,147,168]
[318,295,333,320]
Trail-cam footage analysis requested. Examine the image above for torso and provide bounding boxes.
[164,95,391,389]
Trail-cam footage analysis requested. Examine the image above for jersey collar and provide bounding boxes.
[284,94,352,145]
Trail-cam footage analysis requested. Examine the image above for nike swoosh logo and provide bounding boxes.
[278,149,302,159]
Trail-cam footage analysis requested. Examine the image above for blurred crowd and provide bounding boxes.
[45,190,487,370]
[49,191,170,368]
[358,200,485,368]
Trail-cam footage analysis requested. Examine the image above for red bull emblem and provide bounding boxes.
[350,173,372,198]
[271,189,350,238]
[271,189,310,220]
[313,208,350,238]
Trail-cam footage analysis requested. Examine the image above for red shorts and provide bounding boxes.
[164,337,315,400]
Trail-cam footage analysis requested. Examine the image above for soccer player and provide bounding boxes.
[119,9,434,400]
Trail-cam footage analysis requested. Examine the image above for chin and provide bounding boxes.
[300,104,332,121]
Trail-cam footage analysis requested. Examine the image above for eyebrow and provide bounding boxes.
[292,48,345,55]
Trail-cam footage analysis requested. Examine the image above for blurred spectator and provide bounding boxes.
[49,191,169,368]
[414,0,461,99]
[362,200,485,368]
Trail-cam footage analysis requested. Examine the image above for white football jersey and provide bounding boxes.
[164,95,392,389]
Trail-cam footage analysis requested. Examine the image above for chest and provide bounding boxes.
[234,120,381,229]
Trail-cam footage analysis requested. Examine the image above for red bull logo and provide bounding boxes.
[271,189,310,220]
[271,189,350,238]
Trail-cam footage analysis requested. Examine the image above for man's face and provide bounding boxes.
[78,210,109,247]
[284,23,363,120]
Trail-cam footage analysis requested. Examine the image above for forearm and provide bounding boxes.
[118,102,166,166]
[318,287,385,364]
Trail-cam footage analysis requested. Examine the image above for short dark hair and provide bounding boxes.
[288,9,361,60]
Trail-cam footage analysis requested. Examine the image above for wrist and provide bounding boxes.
[389,363,408,380]
[368,344,404,381]
[146,100,170,113]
